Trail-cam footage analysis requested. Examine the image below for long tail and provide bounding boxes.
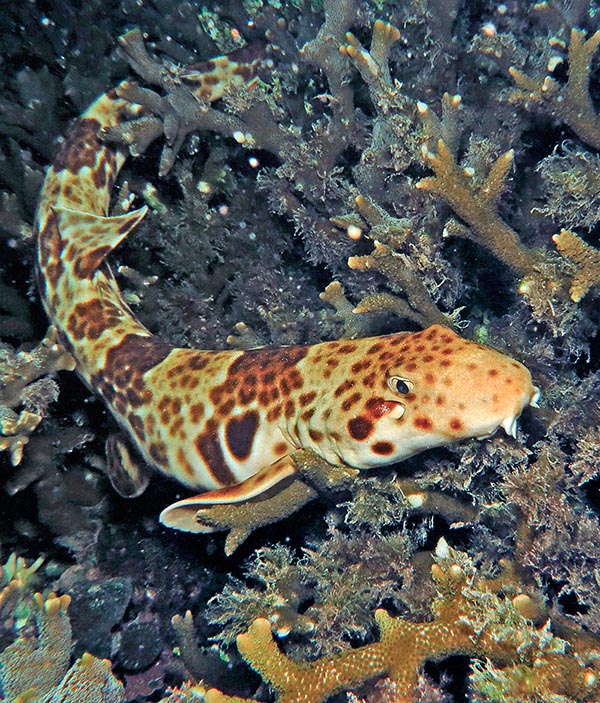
[35,87,154,386]
[35,37,264,384]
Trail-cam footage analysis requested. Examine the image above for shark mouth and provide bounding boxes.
[501,416,519,439]
[484,386,541,441]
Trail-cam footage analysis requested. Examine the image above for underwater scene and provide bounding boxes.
[1,0,600,701]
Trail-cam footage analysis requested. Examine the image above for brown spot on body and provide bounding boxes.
[38,212,63,274]
[342,392,361,411]
[449,418,463,431]
[229,345,308,374]
[372,441,394,455]
[128,413,145,441]
[414,416,433,431]
[225,411,259,460]
[274,442,289,455]
[351,359,371,373]
[145,414,156,435]
[190,403,204,424]
[368,342,384,354]
[258,391,270,406]
[239,385,257,404]
[267,404,282,422]
[299,391,317,407]
[362,372,376,388]
[67,299,123,341]
[334,380,355,397]
[338,343,358,354]
[149,441,168,466]
[365,397,398,418]
[195,432,236,485]
[92,162,108,189]
[309,428,324,442]
[53,118,102,173]
[189,354,210,371]
[284,400,295,419]
[488,368,499,377]
[348,416,373,441]
[301,407,315,422]
[218,398,236,416]
[177,447,196,480]
[289,369,304,389]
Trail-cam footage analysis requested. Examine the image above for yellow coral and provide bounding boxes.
[200,546,600,703]
[552,229,600,302]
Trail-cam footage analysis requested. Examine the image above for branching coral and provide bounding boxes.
[0,591,124,702]
[0,328,75,466]
[417,138,540,278]
[200,545,600,703]
[551,228,600,302]
[509,28,600,151]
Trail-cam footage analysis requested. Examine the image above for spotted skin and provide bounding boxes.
[35,49,540,534]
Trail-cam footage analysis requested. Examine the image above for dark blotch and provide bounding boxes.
[225,411,258,460]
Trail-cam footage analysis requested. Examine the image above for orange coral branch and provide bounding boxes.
[201,551,600,703]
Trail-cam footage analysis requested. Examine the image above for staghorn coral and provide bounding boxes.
[509,28,600,151]
[0,328,75,466]
[551,228,600,303]
[200,545,600,703]
[0,591,124,703]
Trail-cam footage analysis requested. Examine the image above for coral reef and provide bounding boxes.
[1,0,600,701]
[184,543,600,703]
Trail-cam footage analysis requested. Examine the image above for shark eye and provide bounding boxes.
[388,377,411,394]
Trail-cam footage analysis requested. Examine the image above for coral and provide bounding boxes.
[0,328,75,466]
[509,28,600,151]
[0,553,43,625]
[0,591,124,702]
[551,229,600,302]
[417,137,540,277]
[201,545,600,703]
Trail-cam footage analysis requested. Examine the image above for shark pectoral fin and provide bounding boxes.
[161,478,319,556]
[159,455,299,534]
[52,205,148,276]
[105,434,152,498]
